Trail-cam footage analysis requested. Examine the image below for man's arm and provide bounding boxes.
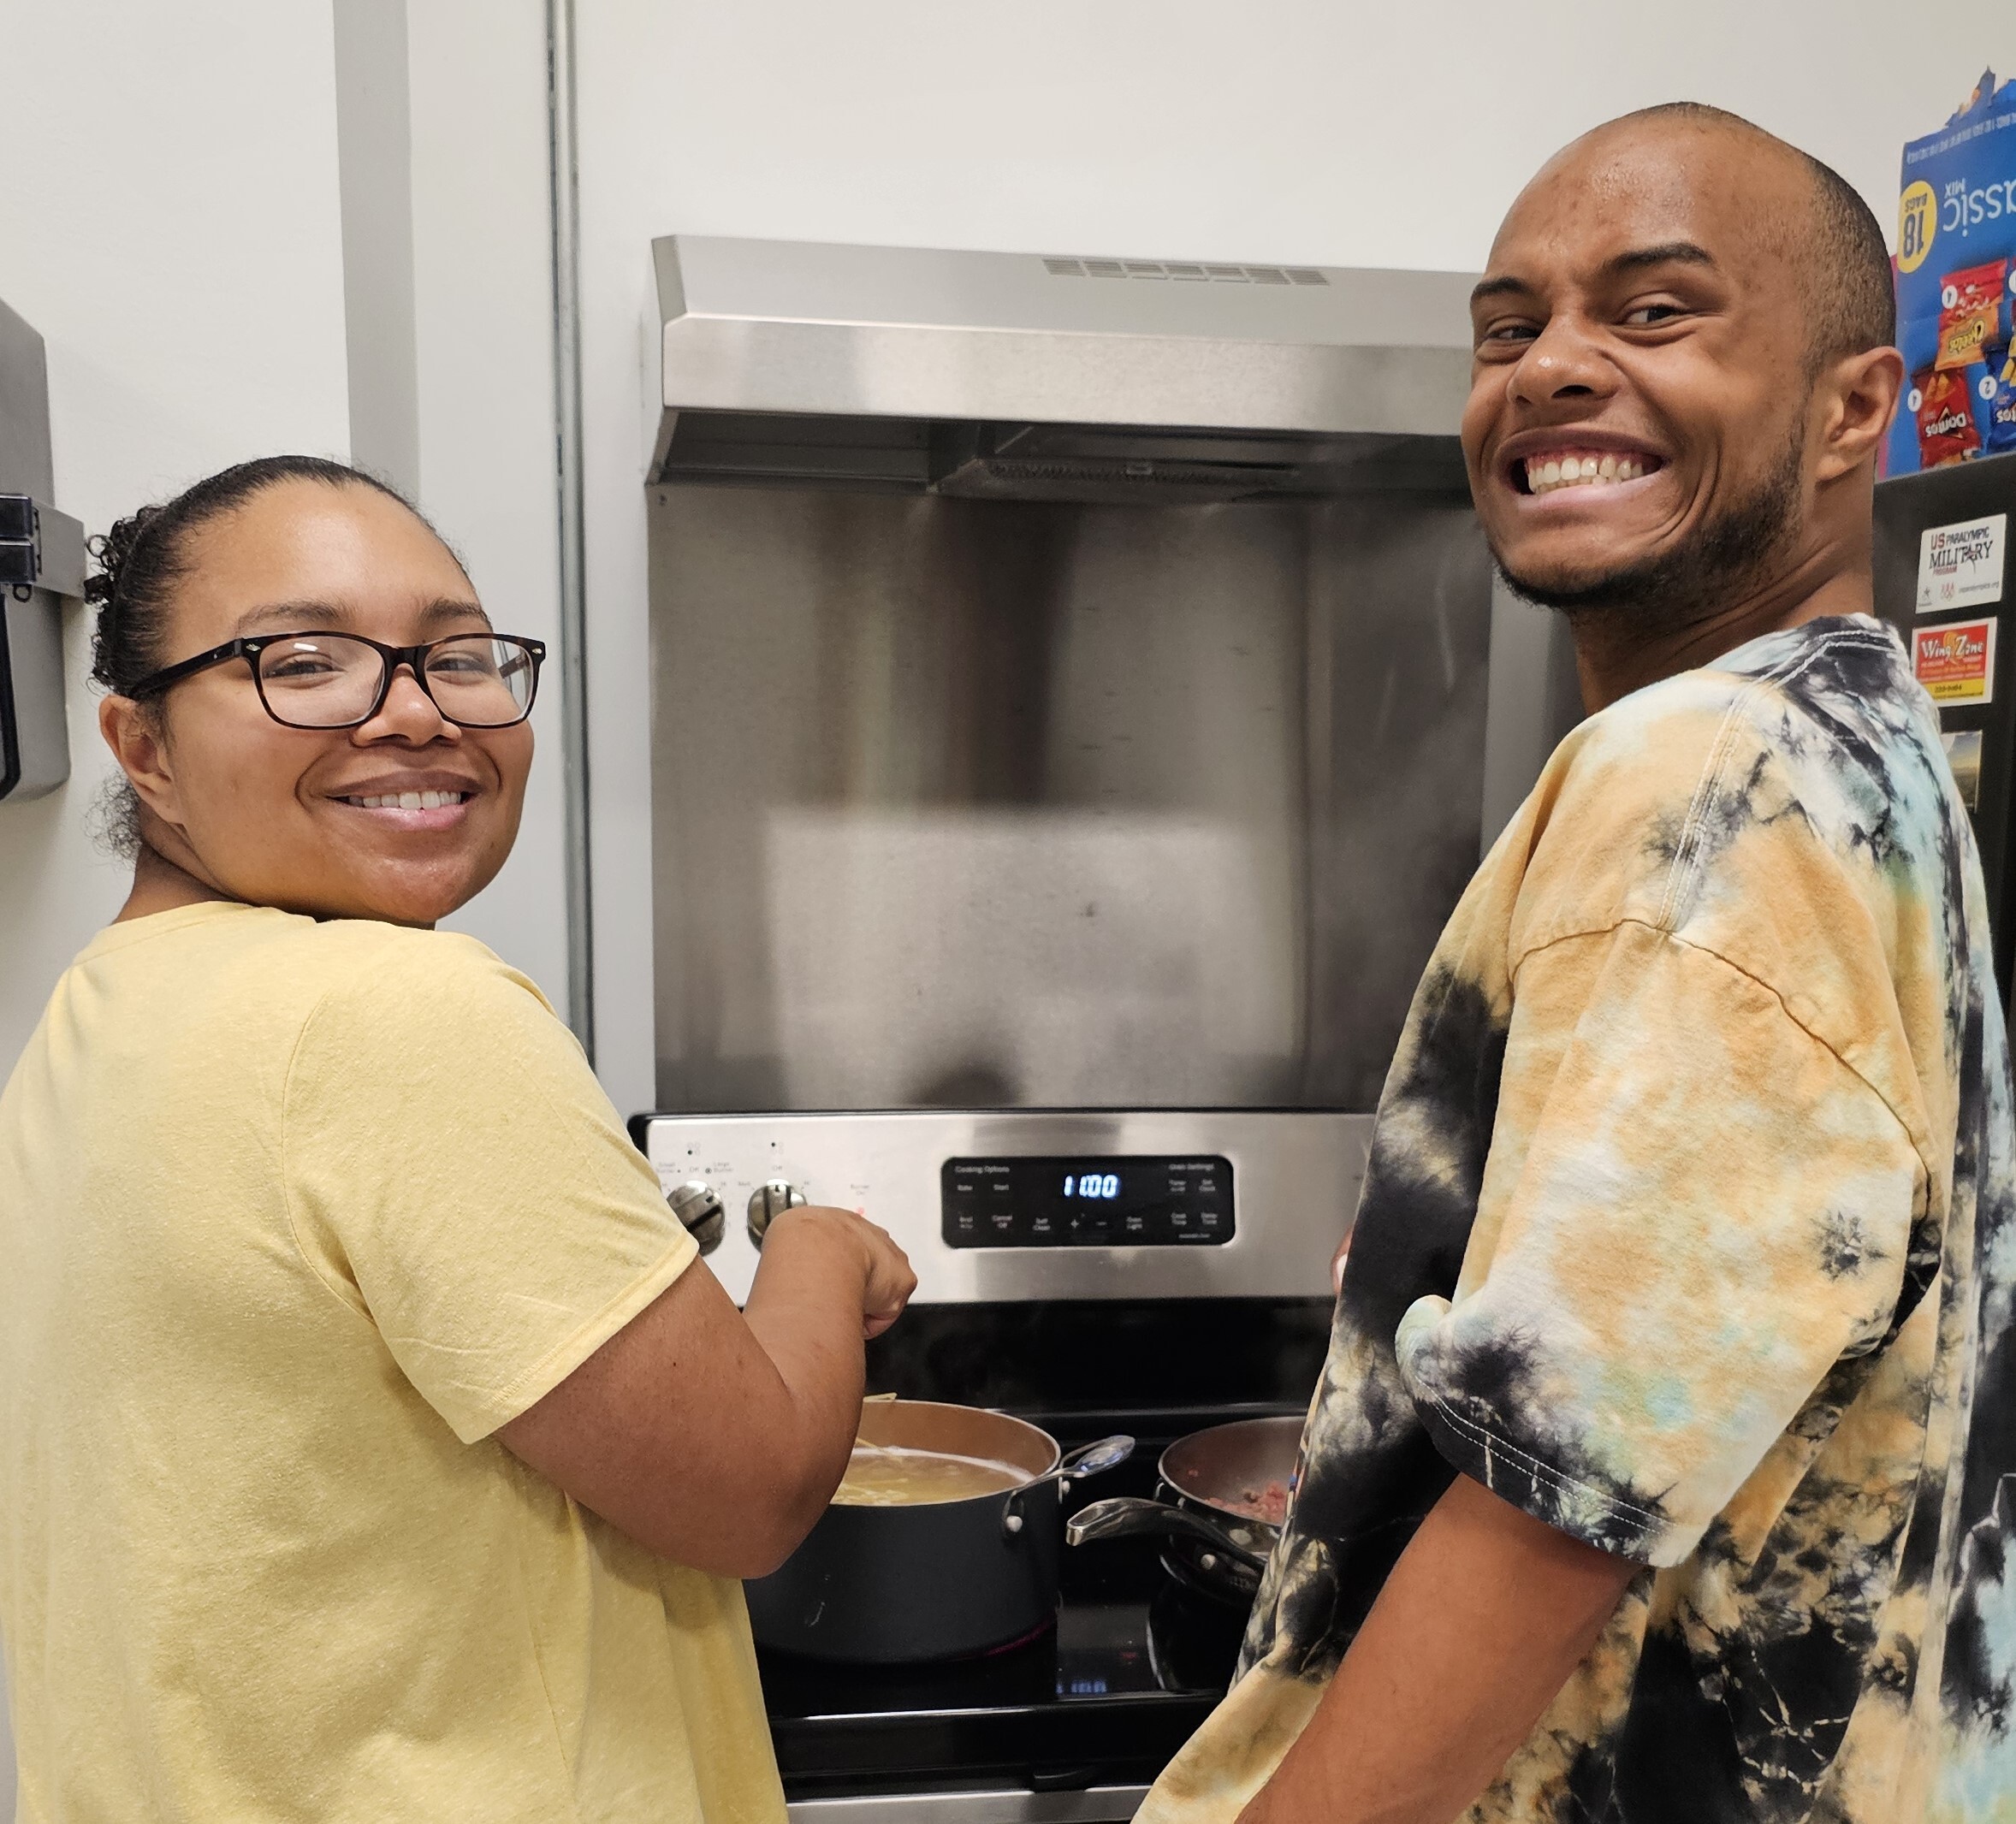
[1237,1473,1641,1824]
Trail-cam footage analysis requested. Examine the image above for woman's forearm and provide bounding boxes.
[497,1206,910,1578]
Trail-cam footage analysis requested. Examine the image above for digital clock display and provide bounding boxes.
[941,1154,1234,1248]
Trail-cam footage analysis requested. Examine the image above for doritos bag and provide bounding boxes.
[1916,364,1984,466]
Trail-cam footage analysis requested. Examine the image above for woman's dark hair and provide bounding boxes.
[86,454,426,857]
[87,454,418,695]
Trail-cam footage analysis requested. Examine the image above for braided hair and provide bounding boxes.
[86,455,421,856]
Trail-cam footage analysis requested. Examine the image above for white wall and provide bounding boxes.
[13,1,2016,1122]
[571,0,2016,1121]
[403,0,571,1015]
[0,3,352,1065]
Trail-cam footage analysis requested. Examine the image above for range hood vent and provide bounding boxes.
[1039,254,1329,287]
[649,236,1479,496]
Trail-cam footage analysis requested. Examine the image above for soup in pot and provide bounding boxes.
[833,1441,1029,1507]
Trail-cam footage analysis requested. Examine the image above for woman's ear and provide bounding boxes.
[98,696,184,829]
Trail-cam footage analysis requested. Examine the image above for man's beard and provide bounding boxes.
[1494,424,1805,635]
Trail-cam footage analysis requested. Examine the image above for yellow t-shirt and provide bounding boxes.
[0,902,786,1824]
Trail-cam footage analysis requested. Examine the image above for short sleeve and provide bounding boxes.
[1394,918,1925,1566]
[282,929,696,1443]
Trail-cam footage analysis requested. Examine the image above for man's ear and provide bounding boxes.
[98,695,184,828]
[1813,345,1906,483]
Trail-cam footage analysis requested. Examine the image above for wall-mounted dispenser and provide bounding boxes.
[0,295,83,802]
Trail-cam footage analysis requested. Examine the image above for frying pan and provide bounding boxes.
[1065,1413,1302,1605]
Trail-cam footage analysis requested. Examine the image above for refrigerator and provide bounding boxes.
[1874,450,2016,1010]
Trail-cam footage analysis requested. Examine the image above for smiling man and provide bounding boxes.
[1136,105,2016,1824]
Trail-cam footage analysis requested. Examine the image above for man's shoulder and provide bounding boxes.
[1576,615,1917,792]
[1513,618,1936,956]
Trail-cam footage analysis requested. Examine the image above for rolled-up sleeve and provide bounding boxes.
[1395,917,1925,1566]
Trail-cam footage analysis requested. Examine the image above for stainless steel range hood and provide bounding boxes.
[649,235,1479,498]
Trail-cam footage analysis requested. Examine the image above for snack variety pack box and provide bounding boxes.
[1891,70,2016,475]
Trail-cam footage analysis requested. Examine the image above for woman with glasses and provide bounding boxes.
[0,455,914,1821]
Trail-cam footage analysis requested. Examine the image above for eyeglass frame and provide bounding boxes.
[122,630,548,731]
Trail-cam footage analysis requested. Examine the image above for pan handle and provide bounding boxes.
[1064,1495,1272,1573]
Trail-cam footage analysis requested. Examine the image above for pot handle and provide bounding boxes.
[1001,1434,1135,1537]
[1064,1495,1272,1573]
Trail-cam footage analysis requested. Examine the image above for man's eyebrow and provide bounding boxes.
[1603,240,1717,278]
[1469,242,1720,310]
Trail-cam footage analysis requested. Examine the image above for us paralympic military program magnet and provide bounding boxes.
[1918,512,2007,614]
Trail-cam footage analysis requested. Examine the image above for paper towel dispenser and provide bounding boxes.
[0,296,83,802]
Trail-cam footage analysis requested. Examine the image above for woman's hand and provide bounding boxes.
[762,1206,916,1338]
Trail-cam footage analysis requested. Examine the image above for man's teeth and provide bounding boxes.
[1524,453,1650,494]
[342,791,469,810]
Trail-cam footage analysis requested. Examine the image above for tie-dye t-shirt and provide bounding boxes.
[1141,615,2016,1824]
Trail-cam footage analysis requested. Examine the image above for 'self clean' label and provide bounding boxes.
[1916,616,1998,703]
[1918,512,2007,613]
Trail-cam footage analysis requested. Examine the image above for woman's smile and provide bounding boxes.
[327,767,483,832]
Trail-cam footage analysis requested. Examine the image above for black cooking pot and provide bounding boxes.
[1065,1413,1301,1606]
[744,1399,1132,1663]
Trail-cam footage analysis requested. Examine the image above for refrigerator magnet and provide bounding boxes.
[1916,616,1998,705]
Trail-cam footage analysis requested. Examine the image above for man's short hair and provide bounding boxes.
[1613,102,1896,370]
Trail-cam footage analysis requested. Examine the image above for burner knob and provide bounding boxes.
[747,1179,808,1247]
[667,1180,726,1255]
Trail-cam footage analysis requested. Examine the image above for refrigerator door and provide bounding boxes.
[1874,452,2016,1004]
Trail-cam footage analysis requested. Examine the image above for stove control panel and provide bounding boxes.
[942,1155,1232,1248]
[631,1108,1367,1304]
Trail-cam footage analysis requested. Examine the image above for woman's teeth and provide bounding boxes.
[342,791,469,810]
[1524,452,1651,494]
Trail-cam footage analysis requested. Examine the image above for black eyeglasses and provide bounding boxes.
[124,631,546,731]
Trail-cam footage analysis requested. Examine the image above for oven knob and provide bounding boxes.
[667,1180,726,1255]
[747,1179,808,1247]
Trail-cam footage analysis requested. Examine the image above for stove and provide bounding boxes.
[631,1110,1364,1824]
